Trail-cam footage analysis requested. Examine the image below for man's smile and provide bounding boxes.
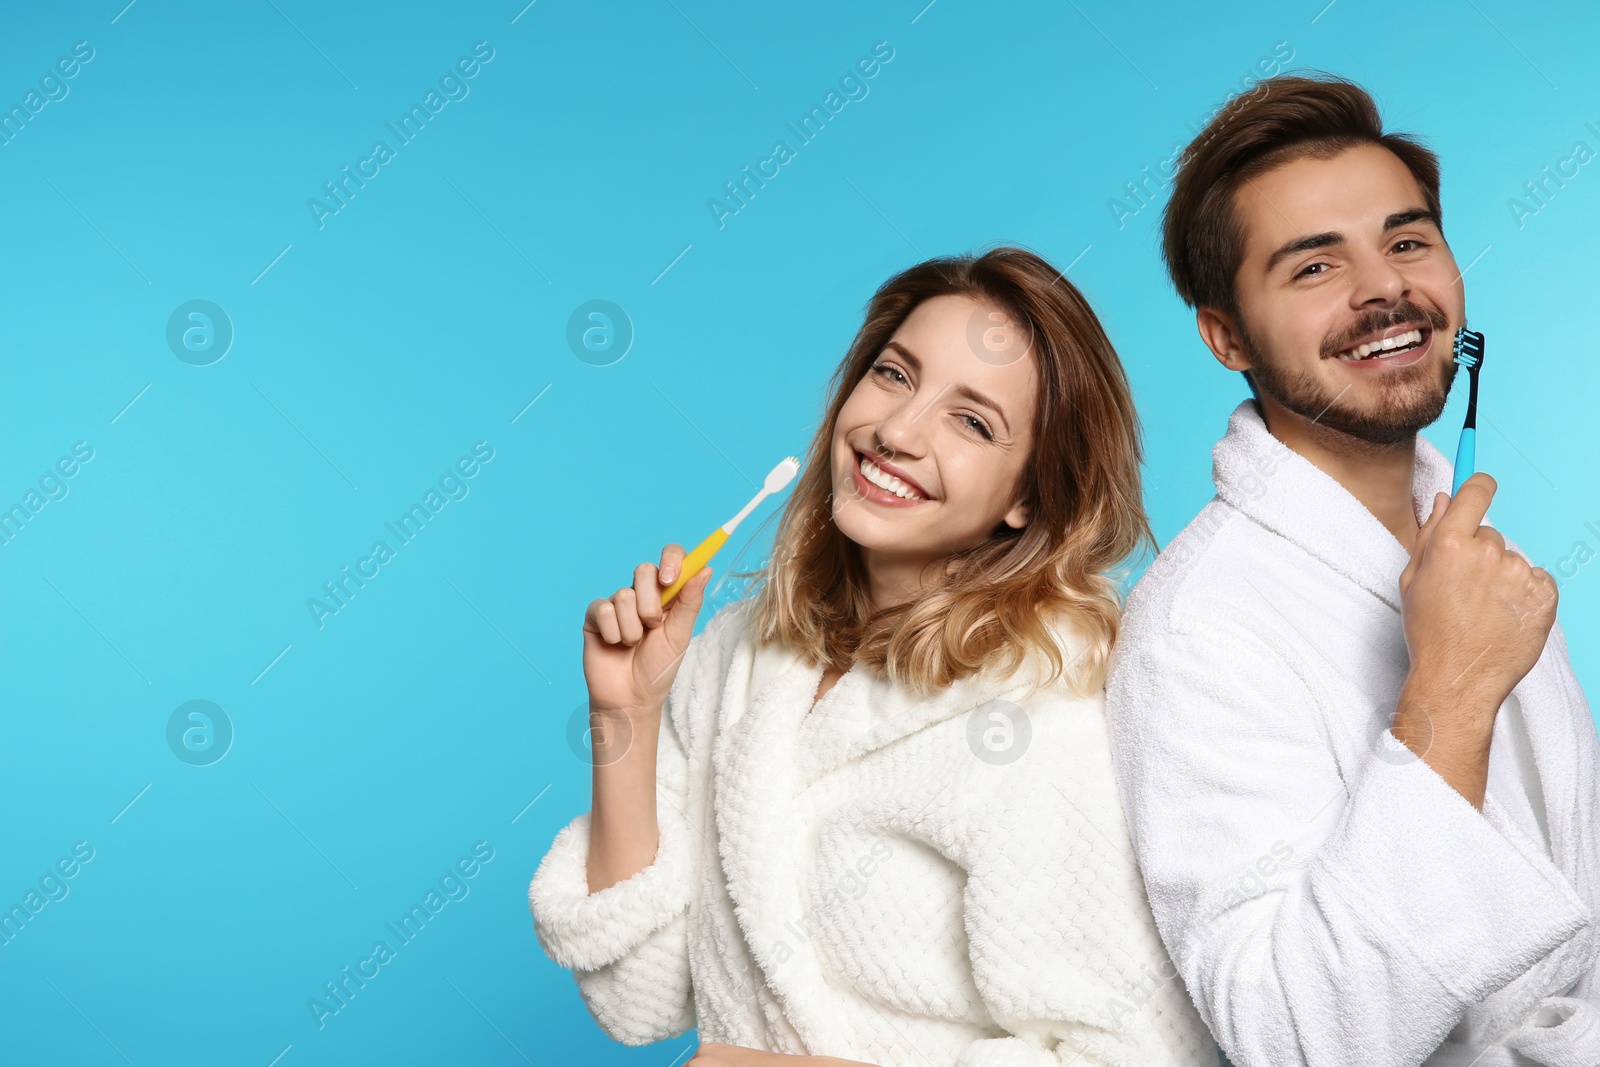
[1329,323,1433,368]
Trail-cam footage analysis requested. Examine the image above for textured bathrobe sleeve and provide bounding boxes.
[1106,612,1593,1067]
[954,689,1221,1067]
[528,656,702,1045]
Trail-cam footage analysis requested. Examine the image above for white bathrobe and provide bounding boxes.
[1105,399,1600,1067]
[529,598,1220,1066]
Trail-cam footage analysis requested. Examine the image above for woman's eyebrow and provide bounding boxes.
[883,340,1011,434]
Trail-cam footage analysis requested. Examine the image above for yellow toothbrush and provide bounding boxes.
[660,456,801,606]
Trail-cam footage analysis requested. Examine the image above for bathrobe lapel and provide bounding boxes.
[711,633,869,1053]
[709,622,1037,1053]
[1211,398,1428,615]
[1210,399,1599,985]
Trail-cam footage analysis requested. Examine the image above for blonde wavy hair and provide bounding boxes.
[740,246,1155,697]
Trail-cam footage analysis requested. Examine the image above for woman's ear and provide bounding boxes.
[1002,500,1030,530]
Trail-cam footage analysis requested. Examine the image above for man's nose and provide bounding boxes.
[1349,250,1408,307]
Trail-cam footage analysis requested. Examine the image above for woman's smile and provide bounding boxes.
[852,451,934,507]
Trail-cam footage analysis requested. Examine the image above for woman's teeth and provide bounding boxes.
[1336,328,1424,362]
[859,455,927,500]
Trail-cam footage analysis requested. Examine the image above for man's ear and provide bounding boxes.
[1196,306,1253,373]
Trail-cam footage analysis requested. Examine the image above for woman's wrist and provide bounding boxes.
[588,703,660,766]
[586,709,663,893]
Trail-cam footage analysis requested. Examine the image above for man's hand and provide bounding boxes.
[689,1044,878,1067]
[1393,472,1558,805]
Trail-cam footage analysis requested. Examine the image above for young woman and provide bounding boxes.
[530,248,1218,1066]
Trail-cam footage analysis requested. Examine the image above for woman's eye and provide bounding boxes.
[870,362,992,439]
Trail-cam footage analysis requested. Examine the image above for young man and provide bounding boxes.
[1105,74,1600,1067]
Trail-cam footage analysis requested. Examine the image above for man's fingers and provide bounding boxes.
[1407,491,1449,567]
[1438,471,1496,540]
[1526,565,1559,605]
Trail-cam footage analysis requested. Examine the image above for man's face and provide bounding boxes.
[1221,143,1465,445]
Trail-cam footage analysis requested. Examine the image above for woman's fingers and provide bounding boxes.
[660,542,687,586]
[584,598,621,645]
[586,549,696,653]
[634,561,664,628]
[610,587,644,646]
[587,549,695,649]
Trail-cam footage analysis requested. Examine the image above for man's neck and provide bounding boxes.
[1256,397,1421,553]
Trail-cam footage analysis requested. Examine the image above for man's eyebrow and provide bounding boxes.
[1263,207,1440,274]
[882,340,1011,435]
[1265,231,1341,273]
[1382,207,1437,231]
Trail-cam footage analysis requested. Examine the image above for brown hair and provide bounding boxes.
[1162,72,1443,314]
[740,246,1156,697]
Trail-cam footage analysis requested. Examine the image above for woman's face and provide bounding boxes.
[830,293,1038,585]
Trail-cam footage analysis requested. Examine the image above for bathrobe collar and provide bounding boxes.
[1212,398,1465,614]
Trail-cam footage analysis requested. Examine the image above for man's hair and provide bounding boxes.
[1161,72,1443,315]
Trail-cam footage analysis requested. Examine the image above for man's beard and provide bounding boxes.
[1239,302,1458,446]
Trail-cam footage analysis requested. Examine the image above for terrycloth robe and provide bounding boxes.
[530,597,1220,1066]
[1105,399,1600,1067]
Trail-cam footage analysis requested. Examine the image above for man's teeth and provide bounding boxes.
[1336,328,1424,361]
[859,455,927,500]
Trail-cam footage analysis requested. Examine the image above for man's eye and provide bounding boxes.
[1393,239,1425,253]
[1297,262,1328,278]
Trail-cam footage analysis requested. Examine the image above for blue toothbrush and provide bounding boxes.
[1450,327,1485,495]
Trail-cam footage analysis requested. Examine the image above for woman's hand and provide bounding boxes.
[582,543,714,725]
[689,1044,878,1067]
[582,545,714,893]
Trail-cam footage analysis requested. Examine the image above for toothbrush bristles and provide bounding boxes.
[1452,327,1484,368]
[763,456,801,494]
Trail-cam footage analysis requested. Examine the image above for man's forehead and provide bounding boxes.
[1235,144,1431,256]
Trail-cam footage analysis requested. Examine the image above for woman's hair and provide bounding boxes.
[1162,71,1443,315]
[740,245,1156,697]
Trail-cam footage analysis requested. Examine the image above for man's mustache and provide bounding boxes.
[1320,301,1451,358]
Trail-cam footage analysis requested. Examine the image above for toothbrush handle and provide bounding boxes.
[1451,427,1476,496]
[660,527,729,606]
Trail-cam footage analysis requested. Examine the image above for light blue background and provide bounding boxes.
[1,1,1595,1064]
